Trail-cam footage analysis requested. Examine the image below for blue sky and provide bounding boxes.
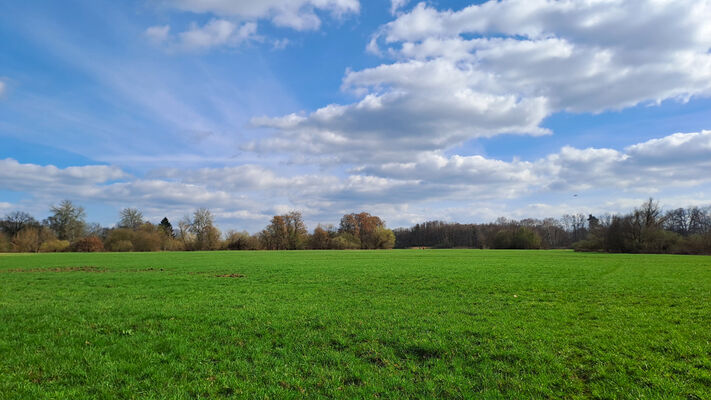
[1,0,711,232]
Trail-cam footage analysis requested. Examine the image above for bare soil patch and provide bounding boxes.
[2,266,107,273]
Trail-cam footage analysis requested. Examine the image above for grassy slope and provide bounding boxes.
[0,250,709,399]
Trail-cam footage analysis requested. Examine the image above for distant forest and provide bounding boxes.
[1,198,709,255]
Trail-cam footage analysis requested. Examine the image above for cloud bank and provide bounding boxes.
[250,0,711,163]
[4,131,711,229]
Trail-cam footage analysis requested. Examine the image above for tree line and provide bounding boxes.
[394,199,711,255]
[1,198,709,254]
[0,201,395,252]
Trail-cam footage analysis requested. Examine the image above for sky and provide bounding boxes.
[1,0,711,232]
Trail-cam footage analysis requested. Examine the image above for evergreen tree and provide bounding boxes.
[159,217,175,238]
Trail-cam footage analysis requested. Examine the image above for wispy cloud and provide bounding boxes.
[147,0,361,51]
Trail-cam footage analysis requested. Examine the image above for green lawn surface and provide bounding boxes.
[0,250,709,399]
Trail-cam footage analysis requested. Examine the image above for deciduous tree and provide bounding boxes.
[118,208,144,230]
[46,200,86,241]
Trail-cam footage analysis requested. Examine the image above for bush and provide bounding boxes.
[492,228,541,249]
[225,231,261,250]
[162,238,186,251]
[641,229,679,253]
[673,234,711,255]
[572,239,602,252]
[132,231,162,252]
[331,233,360,249]
[511,227,542,249]
[0,233,10,252]
[12,228,41,252]
[72,236,104,252]
[39,239,70,252]
[492,230,513,249]
[373,227,396,249]
[105,229,134,251]
[110,240,134,252]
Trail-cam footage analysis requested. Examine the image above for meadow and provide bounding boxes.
[0,250,709,399]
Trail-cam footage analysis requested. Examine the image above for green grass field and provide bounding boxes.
[1,250,709,399]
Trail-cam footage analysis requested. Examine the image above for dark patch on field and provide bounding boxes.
[187,271,245,278]
[1,266,107,273]
[402,344,443,361]
[343,375,364,386]
[217,386,235,396]
[215,273,245,278]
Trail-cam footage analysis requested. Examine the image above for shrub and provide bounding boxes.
[110,240,134,252]
[225,231,261,250]
[0,233,10,252]
[373,227,396,249]
[673,234,711,255]
[492,228,541,249]
[132,231,162,252]
[492,230,513,249]
[331,233,360,249]
[72,236,104,252]
[572,239,602,252]
[39,239,70,252]
[511,227,542,249]
[641,229,680,253]
[162,238,186,251]
[12,228,41,252]
[104,228,134,251]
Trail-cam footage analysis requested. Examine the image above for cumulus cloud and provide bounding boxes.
[249,59,550,163]
[367,130,711,195]
[390,0,409,15]
[251,0,711,163]
[374,1,711,112]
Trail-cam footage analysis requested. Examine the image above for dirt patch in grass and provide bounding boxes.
[215,273,245,278]
[2,266,107,273]
[130,267,167,272]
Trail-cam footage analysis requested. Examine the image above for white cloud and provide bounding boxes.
[149,0,360,51]
[145,25,171,44]
[0,202,13,213]
[0,80,5,97]
[250,59,550,163]
[3,131,711,230]
[251,0,711,164]
[374,0,711,112]
[365,130,711,195]
[146,20,258,51]
[390,0,409,15]
[164,0,360,31]
[0,159,127,193]
[178,19,257,50]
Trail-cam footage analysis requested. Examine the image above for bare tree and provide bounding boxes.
[118,208,144,230]
[46,200,86,241]
[177,215,193,249]
[0,211,39,237]
[189,208,220,250]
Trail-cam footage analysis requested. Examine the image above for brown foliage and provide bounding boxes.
[72,236,105,252]
[339,212,388,249]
